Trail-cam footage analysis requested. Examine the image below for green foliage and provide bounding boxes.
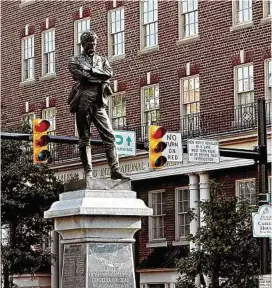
[176,181,260,288]
[1,121,63,277]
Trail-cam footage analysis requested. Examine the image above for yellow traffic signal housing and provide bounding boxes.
[149,125,167,169]
[33,119,51,164]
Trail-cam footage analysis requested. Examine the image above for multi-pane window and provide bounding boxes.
[181,76,200,132]
[234,0,252,24]
[148,190,165,241]
[180,0,198,38]
[265,59,272,100]
[22,36,34,81]
[176,187,190,240]
[42,29,55,75]
[236,178,256,205]
[74,18,91,55]
[109,8,125,56]
[111,94,126,130]
[22,113,36,129]
[142,0,158,48]
[182,76,200,115]
[142,85,159,125]
[264,0,272,17]
[42,107,56,135]
[236,64,254,105]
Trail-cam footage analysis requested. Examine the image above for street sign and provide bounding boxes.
[113,130,136,156]
[259,275,272,288]
[252,205,272,238]
[163,132,183,162]
[187,139,220,163]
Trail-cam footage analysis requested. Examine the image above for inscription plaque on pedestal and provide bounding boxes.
[87,243,135,288]
[62,244,86,288]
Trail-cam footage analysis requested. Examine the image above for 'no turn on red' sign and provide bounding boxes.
[163,132,183,162]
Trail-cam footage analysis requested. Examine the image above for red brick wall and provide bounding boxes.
[1,1,270,132]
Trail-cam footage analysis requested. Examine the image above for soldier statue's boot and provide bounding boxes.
[79,145,93,178]
[105,147,131,180]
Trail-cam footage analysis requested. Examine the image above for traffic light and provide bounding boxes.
[33,119,51,164]
[149,125,167,168]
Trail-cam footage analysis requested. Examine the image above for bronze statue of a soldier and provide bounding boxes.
[68,31,130,180]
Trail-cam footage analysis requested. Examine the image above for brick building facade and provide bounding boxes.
[1,0,271,287]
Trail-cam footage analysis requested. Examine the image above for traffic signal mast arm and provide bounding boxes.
[0,132,263,161]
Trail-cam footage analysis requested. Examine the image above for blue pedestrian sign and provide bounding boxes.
[113,130,136,156]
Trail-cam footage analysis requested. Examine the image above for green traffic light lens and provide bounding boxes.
[155,156,167,167]
[37,150,50,161]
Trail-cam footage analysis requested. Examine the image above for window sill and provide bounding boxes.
[39,73,57,81]
[19,0,35,8]
[109,54,126,62]
[138,45,159,55]
[19,79,35,87]
[146,240,167,248]
[260,16,271,25]
[172,240,189,246]
[230,21,253,32]
[176,35,200,45]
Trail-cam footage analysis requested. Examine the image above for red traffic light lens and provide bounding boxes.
[35,120,50,132]
[36,135,49,147]
[154,142,167,153]
[37,150,50,161]
[155,156,167,167]
[153,127,166,139]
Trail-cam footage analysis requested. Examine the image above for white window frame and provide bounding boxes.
[141,84,159,139]
[175,187,190,243]
[148,189,166,244]
[109,92,126,130]
[108,7,125,58]
[42,107,56,135]
[22,112,36,129]
[232,0,253,26]
[263,0,272,18]
[178,0,198,40]
[140,0,158,49]
[235,178,256,205]
[234,63,254,107]
[180,75,200,133]
[21,35,35,82]
[75,117,78,136]
[41,28,55,76]
[74,18,91,56]
[265,59,272,100]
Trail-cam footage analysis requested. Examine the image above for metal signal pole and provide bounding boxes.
[257,98,269,275]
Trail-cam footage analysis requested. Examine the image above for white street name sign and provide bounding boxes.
[187,139,220,163]
[113,130,136,156]
[252,205,272,238]
[259,274,272,288]
[163,132,183,162]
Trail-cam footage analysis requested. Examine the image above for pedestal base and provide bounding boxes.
[62,243,135,288]
[45,179,152,288]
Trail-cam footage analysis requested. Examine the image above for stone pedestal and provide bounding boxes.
[44,179,153,288]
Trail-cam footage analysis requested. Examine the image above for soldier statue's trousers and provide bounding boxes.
[76,89,119,175]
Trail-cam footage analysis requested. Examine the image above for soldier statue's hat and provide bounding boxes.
[80,31,98,42]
